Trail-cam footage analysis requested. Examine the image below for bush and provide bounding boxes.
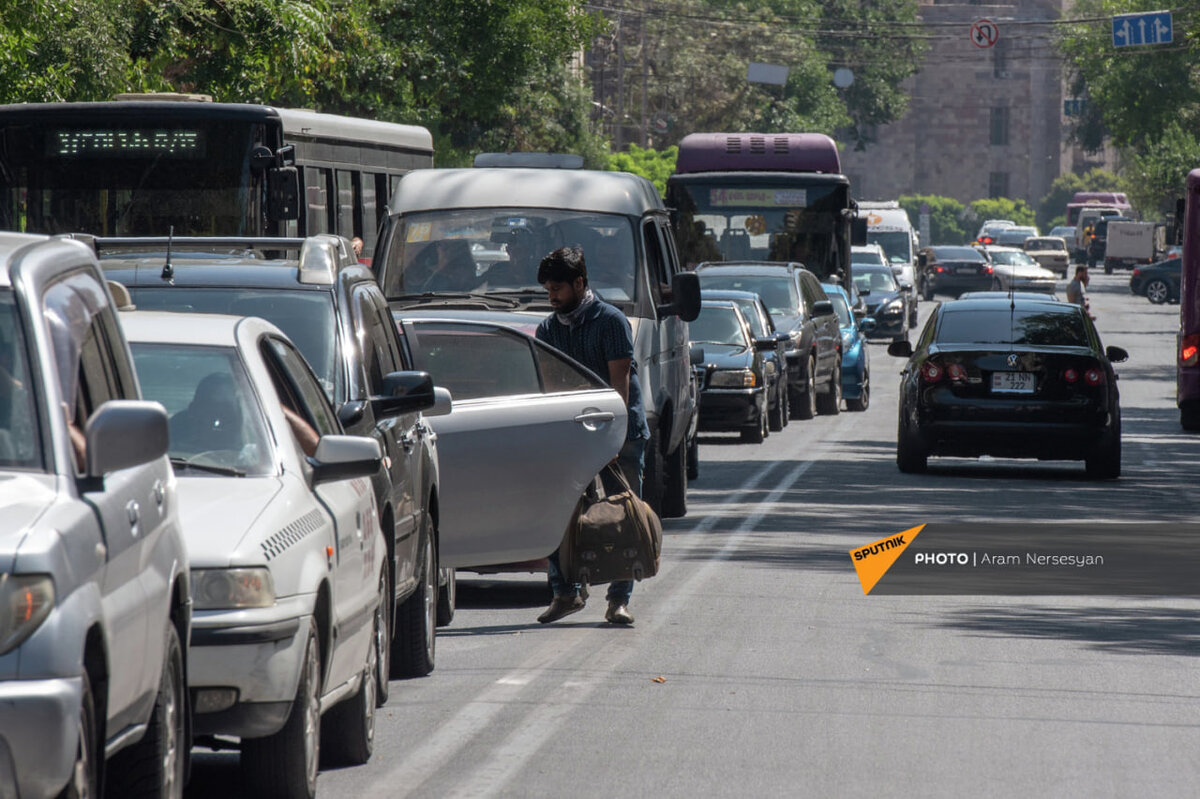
[898,195,968,246]
[607,144,678,196]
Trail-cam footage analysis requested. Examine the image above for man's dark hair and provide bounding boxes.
[1075,265,1088,277]
[538,246,588,285]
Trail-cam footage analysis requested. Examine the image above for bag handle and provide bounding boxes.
[602,461,635,497]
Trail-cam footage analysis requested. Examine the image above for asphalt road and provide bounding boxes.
[187,270,1200,797]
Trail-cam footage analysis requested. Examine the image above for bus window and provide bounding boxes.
[336,170,354,238]
[360,173,378,256]
[305,166,329,235]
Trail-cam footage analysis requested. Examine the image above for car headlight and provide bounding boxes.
[788,331,802,348]
[192,568,275,610]
[0,574,55,655]
[881,298,904,313]
[709,368,757,388]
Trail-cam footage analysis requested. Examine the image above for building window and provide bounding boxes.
[988,172,1009,199]
[993,39,1010,78]
[990,107,1010,146]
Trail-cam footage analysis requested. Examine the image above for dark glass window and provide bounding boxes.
[937,309,1088,346]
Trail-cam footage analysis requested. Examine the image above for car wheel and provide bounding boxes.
[321,579,380,766]
[59,670,98,799]
[1085,409,1121,480]
[375,568,392,703]
[394,525,436,677]
[1146,279,1170,305]
[106,624,186,799]
[792,355,817,420]
[660,439,688,518]
[846,368,869,412]
[686,430,699,481]
[1104,261,1113,275]
[991,278,1003,291]
[768,383,785,432]
[816,357,841,416]
[642,429,665,515]
[896,410,928,474]
[436,568,456,627]
[921,280,934,302]
[779,378,790,427]
[1183,402,1200,432]
[741,397,766,443]
[242,618,321,799]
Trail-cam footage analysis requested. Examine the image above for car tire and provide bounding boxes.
[642,429,665,515]
[846,368,869,412]
[1182,402,1200,432]
[661,439,688,518]
[741,398,767,443]
[394,526,436,677]
[686,430,699,481]
[1086,409,1121,480]
[1104,261,1113,275]
[106,624,186,799]
[793,355,817,420]
[242,618,321,799]
[374,568,392,703]
[779,378,790,427]
[436,568,456,627]
[1146,279,1170,305]
[816,357,841,416]
[768,383,785,432]
[896,411,928,474]
[59,670,98,799]
[991,278,1003,291]
[921,280,934,302]
[321,583,379,766]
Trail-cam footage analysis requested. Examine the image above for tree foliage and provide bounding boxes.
[607,144,678,195]
[898,195,967,246]
[969,198,1036,230]
[1035,169,1124,232]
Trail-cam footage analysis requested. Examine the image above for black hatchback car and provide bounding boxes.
[917,246,994,300]
[888,295,1127,479]
[690,300,777,443]
[851,263,913,342]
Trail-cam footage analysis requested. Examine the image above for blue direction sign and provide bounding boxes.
[1112,10,1172,47]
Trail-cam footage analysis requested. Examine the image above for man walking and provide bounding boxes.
[1066,265,1093,318]
[535,246,649,626]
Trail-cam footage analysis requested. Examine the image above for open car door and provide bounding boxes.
[400,318,627,568]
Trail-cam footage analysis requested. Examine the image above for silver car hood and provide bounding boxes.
[176,476,283,567]
[0,473,58,567]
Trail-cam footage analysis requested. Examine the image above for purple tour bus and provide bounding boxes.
[1179,169,1200,430]
[665,133,864,285]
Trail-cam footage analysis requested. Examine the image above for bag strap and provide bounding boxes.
[602,461,635,496]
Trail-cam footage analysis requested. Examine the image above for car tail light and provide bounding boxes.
[921,361,944,383]
[1063,368,1079,383]
[946,363,967,382]
[1131,268,1141,278]
[1182,334,1200,366]
[984,265,993,275]
[934,265,945,274]
[1084,368,1105,386]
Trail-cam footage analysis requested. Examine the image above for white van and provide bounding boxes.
[861,201,917,276]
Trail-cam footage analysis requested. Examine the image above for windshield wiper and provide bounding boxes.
[170,457,246,477]
[389,292,522,309]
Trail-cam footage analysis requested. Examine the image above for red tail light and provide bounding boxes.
[947,363,967,382]
[1084,368,1104,386]
[1182,334,1200,366]
[984,265,994,275]
[921,361,944,383]
[934,265,945,274]
[1063,368,1079,383]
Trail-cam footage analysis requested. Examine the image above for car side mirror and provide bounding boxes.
[852,307,867,320]
[309,435,382,485]
[426,387,453,417]
[774,331,789,344]
[851,217,868,246]
[859,317,877,335]
[267,166,300,221]
[812,299,834,317]
[371,371,436,418]
[918,253,928,269]
[1106,345,1129,364]
[83,401,170,489]
[689,345,706,366]
[887,341,914,358]
[754,337,778,352]
[658,272,701,322]
[900,283,913,293]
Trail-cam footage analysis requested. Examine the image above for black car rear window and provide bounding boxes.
[932,247,986,262]
[937,308,1088,346]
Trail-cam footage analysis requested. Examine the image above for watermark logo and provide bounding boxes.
[849,524,925,594]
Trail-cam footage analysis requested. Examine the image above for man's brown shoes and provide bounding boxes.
[605,601,634,625]
[537,595,585,624]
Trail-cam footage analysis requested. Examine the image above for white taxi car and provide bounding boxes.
[123,311,400,798]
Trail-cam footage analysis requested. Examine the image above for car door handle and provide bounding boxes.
[574,411,616,424]
[153,480,165,507]
[401,431,417,450]
[126,500,140,534]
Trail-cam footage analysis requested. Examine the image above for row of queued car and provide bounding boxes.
[915,244,1061,301]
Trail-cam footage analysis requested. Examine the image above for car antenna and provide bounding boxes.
[161,225,175,284]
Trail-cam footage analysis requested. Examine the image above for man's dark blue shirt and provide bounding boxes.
[536,298,650,441]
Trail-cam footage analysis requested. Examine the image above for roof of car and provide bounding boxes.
[695,262,804,277]
[941,295,1074,312]
[388,168,664,217]
[120,310,281,346]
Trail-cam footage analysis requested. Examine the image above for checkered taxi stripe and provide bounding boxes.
[261,509,324,561]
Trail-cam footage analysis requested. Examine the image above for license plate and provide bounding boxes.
[992,372,1034,393]
[956,266,979,275]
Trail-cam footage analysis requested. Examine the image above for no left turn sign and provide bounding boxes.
[971,18,999,48]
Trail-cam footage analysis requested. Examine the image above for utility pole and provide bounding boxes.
[641,1,648,148]
[615,4,624,151]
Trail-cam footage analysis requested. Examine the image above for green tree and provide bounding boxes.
[969,198,1036,230]
[1125,123,1200,218]
[898,194,967,246]
[607,144,679,195]
[1035,169,1123,232]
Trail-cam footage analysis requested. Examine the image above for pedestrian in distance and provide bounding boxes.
[534,246,650,626]
[1066,265,1094,319]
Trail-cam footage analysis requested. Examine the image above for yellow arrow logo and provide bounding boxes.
[849,524,925,594]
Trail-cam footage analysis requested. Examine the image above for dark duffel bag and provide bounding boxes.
[560,464,662,586]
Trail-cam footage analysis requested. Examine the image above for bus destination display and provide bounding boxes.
[47,129,206,158]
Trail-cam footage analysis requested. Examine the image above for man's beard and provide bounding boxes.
[552,291,582,312]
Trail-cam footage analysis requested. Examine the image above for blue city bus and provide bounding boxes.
[0,95,433,260]
[665,132,864,284]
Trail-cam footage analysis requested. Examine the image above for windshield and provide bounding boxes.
[1026,239,1065,251]
[988,250,1038,267]
[851,248,887,267]
[382,208,638,304]
[666,178,849,281]
[934,247,986,262]
[867,231,912,264]
[827,293,852,326]
[696,273,798,317]
[0,119,260,236]
[128,288,340,401]
[937,309,1088,346]
[691,306,748,346]
[853,268,898,294]
[0,293,41,471]
[130,343,275,475]
[731,299,768,337]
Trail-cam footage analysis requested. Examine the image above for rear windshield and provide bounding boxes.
[937,308,1088,346]
[932,247,986,262]
[691,306,749,346]
[696,273,798,317]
